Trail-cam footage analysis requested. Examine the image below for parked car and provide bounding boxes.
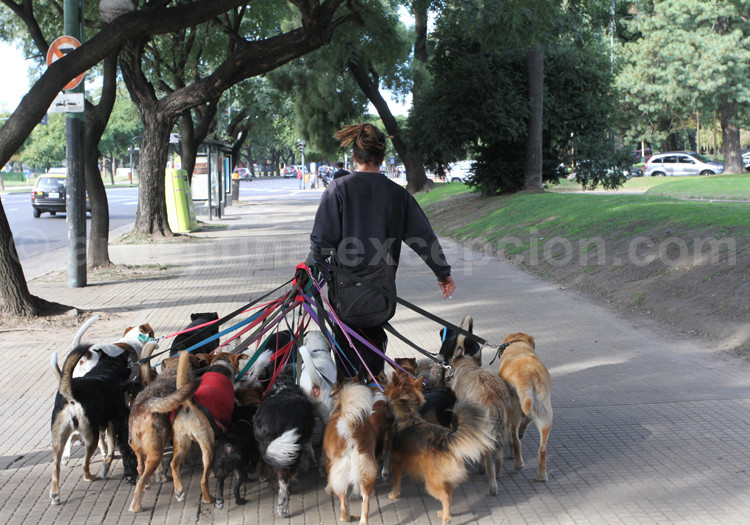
[283,165,303,178]
[742,149,750,171]
[31,171,90,218]
[235,167,252,181]
[643,151,723,177]
[447,160,474,183]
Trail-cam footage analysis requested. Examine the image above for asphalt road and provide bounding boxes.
[2,186,140,261]
[1,178,325,264]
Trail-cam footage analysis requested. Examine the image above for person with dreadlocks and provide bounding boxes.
[304,123,455,381]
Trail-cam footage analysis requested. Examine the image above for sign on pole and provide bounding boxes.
[46,35,84,90]
[49,93,85,113]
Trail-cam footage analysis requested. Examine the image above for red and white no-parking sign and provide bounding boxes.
[46,35,84,90]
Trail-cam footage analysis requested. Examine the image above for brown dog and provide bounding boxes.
[498,332,553,482]
[445,315,513,496]
[170,350,243,505]
[385,373,494,525]
[128,342,200,512]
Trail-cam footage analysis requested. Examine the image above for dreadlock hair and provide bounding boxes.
[333,123,388,166]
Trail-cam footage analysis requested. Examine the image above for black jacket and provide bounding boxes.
[306,171,451,280]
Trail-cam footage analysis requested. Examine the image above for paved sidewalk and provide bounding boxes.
[1,191,749,524]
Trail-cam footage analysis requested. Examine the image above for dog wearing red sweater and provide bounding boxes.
[170,351,243,505]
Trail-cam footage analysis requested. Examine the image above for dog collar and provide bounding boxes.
[137,333,151,343]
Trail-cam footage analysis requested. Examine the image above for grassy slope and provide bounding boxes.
[416,178,750,357]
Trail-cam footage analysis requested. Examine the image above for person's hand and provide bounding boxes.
[438,275,455,299]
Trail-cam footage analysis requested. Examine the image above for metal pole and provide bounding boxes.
[65,0,86,287]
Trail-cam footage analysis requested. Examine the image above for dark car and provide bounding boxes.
[31,173,90,218]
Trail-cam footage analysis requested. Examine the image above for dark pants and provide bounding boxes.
[332,324,387,381]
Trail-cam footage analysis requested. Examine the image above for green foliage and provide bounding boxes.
[616,0,750,146]
[410,0,622,195]
[100,86,143,157]
[18,113,65,170]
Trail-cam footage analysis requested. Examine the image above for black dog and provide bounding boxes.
[253,369,315,518]
[169,312,220,357]
[50,345,137,504]
[419,385,458,428]
[213,404,260,508]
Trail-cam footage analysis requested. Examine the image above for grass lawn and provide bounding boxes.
[550,173,750,201]
[418,180,750,253]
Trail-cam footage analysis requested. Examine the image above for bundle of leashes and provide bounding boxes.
[139,262,507,394]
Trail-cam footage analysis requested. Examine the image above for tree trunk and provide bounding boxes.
[719,98,743,174]
[524,44,544,191]
[85,52,119,268]
[0,201,69,315]
[180,109,197,182]
[412,0,429,63]
[133,114,177,237]
[347,56,432,194]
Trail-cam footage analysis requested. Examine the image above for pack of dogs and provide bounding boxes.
[48,312,552,524]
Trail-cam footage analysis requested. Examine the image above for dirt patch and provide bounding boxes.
[427,192,750,362]
[0,308,138,344]
[30,263,178,284]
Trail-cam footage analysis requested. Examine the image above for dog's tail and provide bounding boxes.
[50,350,62,381]
[523,378,553,424]
[447,400,496,464]
[58,345,90,399]
[263,429,302,469]
[238,349,272,386]
[140,380,200,414]
[72,315,99,347]
[335,383,374,441]
[139,341,157,386]
[176,350,193,389]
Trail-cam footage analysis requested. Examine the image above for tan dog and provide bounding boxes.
[128,343,200,512]
[498,332,553,482]
[170,351,244,505]
[445,315,513,496]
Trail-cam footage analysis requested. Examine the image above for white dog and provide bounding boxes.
[298,331,337,474]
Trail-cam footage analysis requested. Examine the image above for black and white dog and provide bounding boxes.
[50,345,137,505]
[252,368,315,518]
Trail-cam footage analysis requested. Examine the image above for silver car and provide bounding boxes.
[643,151,723,177]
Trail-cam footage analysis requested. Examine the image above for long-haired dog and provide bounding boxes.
[498,332,553,482]
[445,315,513,496]
[127,343,200,512]
[170,350,242,505]
[253,368,315,518]
[324,382,377,525]
[50,345,137,505]
[385,373,495,525]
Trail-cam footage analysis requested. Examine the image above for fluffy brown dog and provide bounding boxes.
[128,343,199,513]
[385,373,494,525]
[446,315,513,496]
[324,382,378,525]
[498,332,553,482]
[170,350,243,505]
